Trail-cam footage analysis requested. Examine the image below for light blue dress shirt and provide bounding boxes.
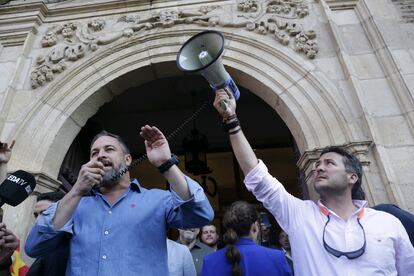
[167,239,196,276]
[25,178,214,276]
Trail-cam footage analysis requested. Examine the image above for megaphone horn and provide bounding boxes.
[176,30,240,101]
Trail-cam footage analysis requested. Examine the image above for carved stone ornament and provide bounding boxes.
[31,0,318,89]
[43,0,70,3]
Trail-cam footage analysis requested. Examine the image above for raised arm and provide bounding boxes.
[52,160,105,229]
[0,140,15,183]
[0,223,18,267]
[140,125,190,200]
[213,90,306,233]
[213,89,258,175]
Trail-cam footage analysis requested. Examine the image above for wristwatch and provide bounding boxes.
[158,154,179,174]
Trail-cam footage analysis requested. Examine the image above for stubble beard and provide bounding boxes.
[181,231,197,243]
[204,238,217,247]
[314,176,348,198]
[100,161,127,188]
[182,234,195,242]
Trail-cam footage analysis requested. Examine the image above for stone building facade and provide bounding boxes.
[0,0,413,261]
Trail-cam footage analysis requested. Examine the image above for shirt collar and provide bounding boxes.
[88,178,142,196]
[235,238,256,246]
[194,240,204,249]
[130,179,142,192]
[318,199,367,219]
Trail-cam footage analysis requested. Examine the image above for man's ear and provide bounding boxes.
[251,221,259,234]
[348,172,358,185]
[125,154,132,166]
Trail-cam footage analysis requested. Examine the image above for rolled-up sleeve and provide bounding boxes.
[166,176,214,229]
[25,202,73,258]
[396,221,414,274]
[244,160,306,232]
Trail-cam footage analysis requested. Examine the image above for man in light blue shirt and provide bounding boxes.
[25,126,214,276]
[167,239,196,276]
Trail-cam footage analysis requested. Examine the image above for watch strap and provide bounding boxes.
[158,154,179,174]
[222,119,240,132]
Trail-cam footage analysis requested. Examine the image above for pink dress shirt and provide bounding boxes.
[244,160,414,276]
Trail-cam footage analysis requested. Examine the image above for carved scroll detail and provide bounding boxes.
[31,0,318,89]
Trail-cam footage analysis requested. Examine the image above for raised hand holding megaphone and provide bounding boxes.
[176,30,240,110]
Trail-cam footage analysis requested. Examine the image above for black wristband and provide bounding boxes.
[223,114,237,122]
[222,119,240,132]
[229,127,241,135]
[158,154,179,174]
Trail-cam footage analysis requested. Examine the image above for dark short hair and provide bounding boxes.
[90,130,130,154]
[37,191,65,203]
[201,224,217,233]
[320,146,365,200]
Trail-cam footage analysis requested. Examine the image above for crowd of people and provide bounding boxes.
[0,90,413,275]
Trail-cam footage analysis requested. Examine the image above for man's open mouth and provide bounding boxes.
[101,160,113,167]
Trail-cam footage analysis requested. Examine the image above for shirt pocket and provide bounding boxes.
[365,232,396,271]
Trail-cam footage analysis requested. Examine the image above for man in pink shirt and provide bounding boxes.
[213,89,414,275]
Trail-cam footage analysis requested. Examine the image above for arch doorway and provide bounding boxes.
[59,70,304,196]
[9,31,352,249]
[58,65,304,246]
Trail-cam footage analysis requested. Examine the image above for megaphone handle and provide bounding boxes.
[220,100,229,112]
[227,79,240,100]
[211,78,240,101]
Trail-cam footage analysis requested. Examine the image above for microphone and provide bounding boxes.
[0,170,36,208]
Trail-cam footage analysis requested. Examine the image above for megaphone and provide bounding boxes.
[176,30,240,101]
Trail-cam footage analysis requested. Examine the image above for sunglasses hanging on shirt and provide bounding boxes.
[322,215,366,259]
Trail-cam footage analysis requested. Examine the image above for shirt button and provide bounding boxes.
[104,230,109,235]
[102,255,107,260]
[108,210,112,214]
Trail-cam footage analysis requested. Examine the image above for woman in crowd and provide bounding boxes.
[201,201,292,276]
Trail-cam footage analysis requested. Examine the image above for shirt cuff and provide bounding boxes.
[40,202,74,234]
[244,160,269,192]
[170,176,205,203]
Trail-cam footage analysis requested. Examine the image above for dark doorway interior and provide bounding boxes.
[58,73,307,247]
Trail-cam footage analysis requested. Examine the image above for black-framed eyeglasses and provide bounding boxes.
[322,215,366,259]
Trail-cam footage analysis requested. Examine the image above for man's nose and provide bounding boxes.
[97,150,108,160]
[315,163,325,172]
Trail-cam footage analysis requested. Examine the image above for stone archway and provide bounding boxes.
[2,0,414,265]
[5,30,357,248]
[12,30,353,176]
